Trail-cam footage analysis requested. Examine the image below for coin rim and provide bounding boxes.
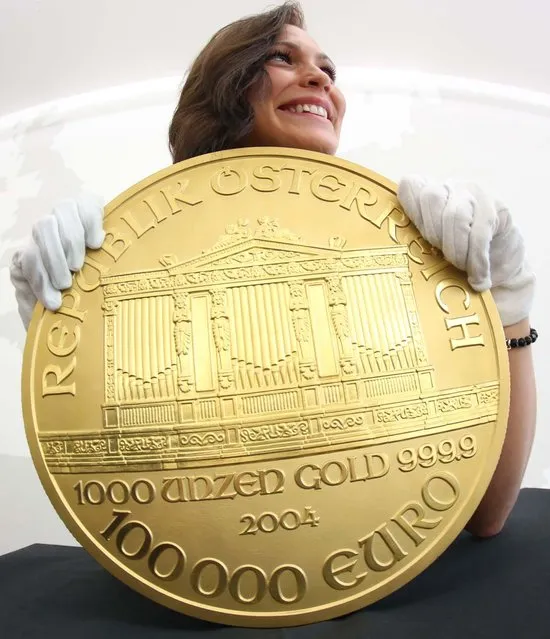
[22,146,510,627]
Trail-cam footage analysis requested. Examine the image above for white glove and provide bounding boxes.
[9,194,105,330]
[397,176,535,327]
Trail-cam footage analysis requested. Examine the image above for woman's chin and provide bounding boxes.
[243,132,339,155]
[286,134,339,155]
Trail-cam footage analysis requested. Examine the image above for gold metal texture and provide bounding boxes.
[22,148,509,627]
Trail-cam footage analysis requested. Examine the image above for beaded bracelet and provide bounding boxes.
[506,328,538,350]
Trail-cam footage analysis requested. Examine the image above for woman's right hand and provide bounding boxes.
[9,195,106,330]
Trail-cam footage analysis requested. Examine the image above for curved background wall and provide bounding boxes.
[1,68,549,552]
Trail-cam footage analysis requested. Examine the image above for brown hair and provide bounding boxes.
[168,1,305,163]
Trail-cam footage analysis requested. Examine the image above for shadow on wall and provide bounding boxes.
[0,116,85,350]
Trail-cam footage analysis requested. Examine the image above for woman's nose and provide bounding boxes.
[301,65,331,90]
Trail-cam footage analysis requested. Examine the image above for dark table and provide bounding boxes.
[1,488,549,638]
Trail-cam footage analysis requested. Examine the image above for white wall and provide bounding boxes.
[1,71,549,555]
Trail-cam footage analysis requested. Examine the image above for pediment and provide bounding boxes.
[100,218,407,290]
[168,236,342,275]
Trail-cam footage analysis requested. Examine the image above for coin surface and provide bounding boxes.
[22,148,509,627]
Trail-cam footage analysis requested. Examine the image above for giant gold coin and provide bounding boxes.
[22,148,509,627]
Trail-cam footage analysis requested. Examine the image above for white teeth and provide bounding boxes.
[283,104,329,119]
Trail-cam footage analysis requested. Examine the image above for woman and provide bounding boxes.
[9,1,536,537]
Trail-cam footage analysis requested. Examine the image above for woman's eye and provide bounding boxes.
[322,65,337,82]
[268,50,292,64]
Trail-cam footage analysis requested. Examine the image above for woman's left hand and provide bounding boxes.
[397,176,535,327]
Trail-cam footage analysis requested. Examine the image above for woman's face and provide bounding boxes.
[246,25,345,155]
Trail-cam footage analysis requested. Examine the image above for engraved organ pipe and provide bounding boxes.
[269,283,289,384]
[374,274,398,370]
[368,275,391,371]
[151,296,161,398]
[360,277,378,373]
[115,301,122,400]
[345,273,415,374]
[171,296,178,397]
[256,284,273,383]
[152,296,161,398]
[397,276,412,365]
[164,296,175,397]
[251,285,264,371]
[128,300,136,398]
[238,286,255,387]
[343,277,368,375]
[228,288,245,388]
[228,284,298,390]
[381,274,404,369]
[132,299,141,399]
[356,275,383,373]
[235,286,255,389]
[391,273,414,368]
[371,275,392,371]
[262,284,279,382]
[143,297,151,397]
[354,276,376,374]
[281,283,300,382]
[122,300,130,399]
[226,291,240,388]
[114,296,177,402]
[350,276,371,367]
[156,297,164,398]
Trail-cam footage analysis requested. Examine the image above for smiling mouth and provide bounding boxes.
[279,104,330,121]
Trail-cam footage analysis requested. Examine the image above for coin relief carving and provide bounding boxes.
[23,150,508,626]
